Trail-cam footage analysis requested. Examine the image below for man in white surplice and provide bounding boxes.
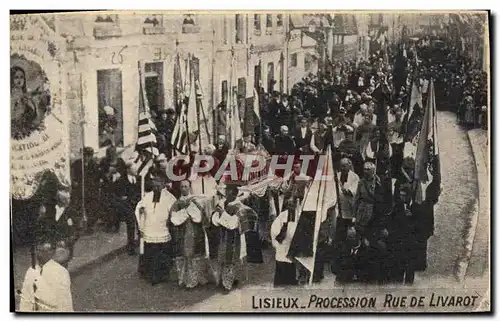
[19,242,73,312]
[135,176,176,285]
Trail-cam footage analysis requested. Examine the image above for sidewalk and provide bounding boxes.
[465,129,489,277]
[12,223,128,294]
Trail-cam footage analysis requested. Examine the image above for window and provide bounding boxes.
[143,14,164,35]
[223,17,228,45]
[279,56,284,93]
[267,62,274,93]
[221,80,228,105]
[266,14,273,28]
[235,14,244,44]
[95,14,118,24]
[144,62,164,116]
[290,53,298,67]
[182,14,199,33]
[94,14,121,38]
[237,77,246,99]
[254,14,261,32]
[254,64,261,89]
[277,14,284,27]
[237,78,247,121]
[97,69,123,148]
[304,54,312,71]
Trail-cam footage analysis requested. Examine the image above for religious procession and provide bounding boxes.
[11,12,489,312]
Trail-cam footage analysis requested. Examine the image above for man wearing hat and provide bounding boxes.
[70,146,101,234]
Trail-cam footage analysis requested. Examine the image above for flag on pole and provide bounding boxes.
[171,54,198,154]
[171,54,188,154]
[135,61,158,177]
[252,87,261,121]
[413,80,441,204]
[287,147,336,284]
[185,54,199,151]
[228,54,241,148]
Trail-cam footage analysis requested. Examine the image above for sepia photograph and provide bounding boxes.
[9,10,490,313]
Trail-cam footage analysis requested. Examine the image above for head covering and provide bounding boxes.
[280,125,289,132]
[104,106,115,116]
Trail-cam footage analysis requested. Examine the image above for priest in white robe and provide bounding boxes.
[135,176,176,285]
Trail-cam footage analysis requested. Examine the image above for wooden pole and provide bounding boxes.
[79,74,88,232]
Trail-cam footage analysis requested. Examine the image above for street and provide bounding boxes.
[67,111,484,312]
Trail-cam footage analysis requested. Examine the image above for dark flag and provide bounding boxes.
[393,44,408,95]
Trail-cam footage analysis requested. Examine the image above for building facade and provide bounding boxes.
[11,12,326,164]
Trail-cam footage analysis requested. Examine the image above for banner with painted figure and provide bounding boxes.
[11,54,70,200]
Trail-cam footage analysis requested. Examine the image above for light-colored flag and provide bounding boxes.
[292,146,336,284]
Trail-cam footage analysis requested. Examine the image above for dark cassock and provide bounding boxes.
[70,147,102,230]
[114,167,142,255]
[332,228,370,284]
[271,203,300,286]
[389,188,420,285]
[210,184,263,292]
[387,115,405,178]
[294,120,313,155]
[135,181,176,285]
[353,168,387,237]
[35,192,79,268]
[214,139,230,167]
[274,127,296,155]
[362,228,390,284]
[100,159,123,233]
[268,95,283,134]
[260,128,276,155]
[274,127,296,177]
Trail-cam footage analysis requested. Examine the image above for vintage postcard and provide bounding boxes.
[10,10,490,313]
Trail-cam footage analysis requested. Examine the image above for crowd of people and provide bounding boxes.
[20,34,488,311]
